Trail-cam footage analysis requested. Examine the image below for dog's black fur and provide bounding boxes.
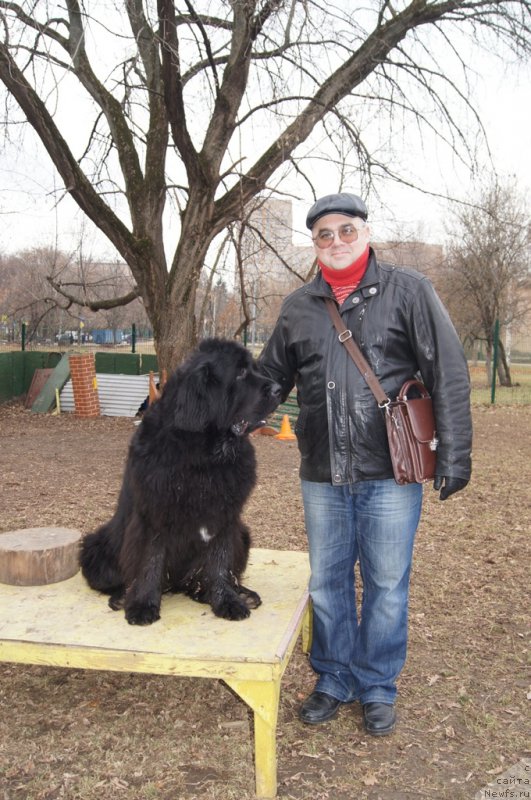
[80,339,281,625]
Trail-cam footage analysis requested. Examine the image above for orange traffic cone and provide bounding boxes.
[275,414,296,441]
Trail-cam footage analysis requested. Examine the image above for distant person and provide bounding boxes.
[135,396,149,417]
[136,382,160,417]
[259,192,472,736]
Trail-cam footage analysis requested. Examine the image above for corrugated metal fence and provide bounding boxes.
[60,374,153,417]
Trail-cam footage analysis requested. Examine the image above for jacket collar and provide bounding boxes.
[306,248,380,300]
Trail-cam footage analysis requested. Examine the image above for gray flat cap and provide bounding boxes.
[306,192,368,229]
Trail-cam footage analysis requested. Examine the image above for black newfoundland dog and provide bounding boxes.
[80,339,281,625]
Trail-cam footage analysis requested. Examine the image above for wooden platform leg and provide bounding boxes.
[226,678,280,798]
[301,599,313,654]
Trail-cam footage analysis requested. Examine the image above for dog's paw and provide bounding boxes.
[238,585,261,609]
[125,602,161,625]
[109,591,125,611]
[213,595,251,621]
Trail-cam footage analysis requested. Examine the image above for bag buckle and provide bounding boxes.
[338,329,353,343]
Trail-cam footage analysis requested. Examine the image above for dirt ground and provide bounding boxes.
[0,401,529,800]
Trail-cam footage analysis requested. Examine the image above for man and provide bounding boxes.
[258,192,472,736]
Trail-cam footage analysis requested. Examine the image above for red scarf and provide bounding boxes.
[319,246,369,305]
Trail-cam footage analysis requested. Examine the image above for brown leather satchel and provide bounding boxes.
[324,298,438,485]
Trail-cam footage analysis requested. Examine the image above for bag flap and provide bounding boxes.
[405,397,436,443]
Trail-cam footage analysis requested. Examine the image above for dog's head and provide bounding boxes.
[165,339,281,434]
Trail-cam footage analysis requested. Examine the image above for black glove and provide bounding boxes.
[433,475,469,501]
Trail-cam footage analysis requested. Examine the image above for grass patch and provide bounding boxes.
[469,363,531,404]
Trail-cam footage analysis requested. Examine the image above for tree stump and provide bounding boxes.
[0,528,82,586]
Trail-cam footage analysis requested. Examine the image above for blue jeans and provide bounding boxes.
[301,479,423,705]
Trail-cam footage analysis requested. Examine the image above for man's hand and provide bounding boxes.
[433,475,468,501]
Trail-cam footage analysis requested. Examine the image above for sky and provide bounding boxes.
[0,23,530,258]
[292,60,531,246]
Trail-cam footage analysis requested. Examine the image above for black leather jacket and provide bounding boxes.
[259,249,472,485]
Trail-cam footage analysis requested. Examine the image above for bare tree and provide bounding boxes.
[0,247,73,343]
[237,195,317,343]
[441,178,530,386]
[0,245,150,343]
[0,1,530,369]
[196,230,232,336]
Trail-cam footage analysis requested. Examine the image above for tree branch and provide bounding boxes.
[47,276,140,311]
[212,0,496,227]
[200,2,258,178]
[183,0,220,94]
[157,0,204,185]
[63,0,147,214]
[0,41,140,259]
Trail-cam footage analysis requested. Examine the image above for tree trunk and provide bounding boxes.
[151,294,198,373]
[148,191,218,371]
[485,342,493,387]
[496,338,513,387]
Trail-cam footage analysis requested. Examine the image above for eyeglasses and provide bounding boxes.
[312,223,362,249]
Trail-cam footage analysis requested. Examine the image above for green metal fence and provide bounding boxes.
[1,322,530,406]
[0,350,158,404]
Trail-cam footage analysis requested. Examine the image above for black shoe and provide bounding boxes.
[362,702,396,736]
[299,691,342,724]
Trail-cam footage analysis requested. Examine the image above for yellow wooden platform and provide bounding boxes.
[0,547,311,798]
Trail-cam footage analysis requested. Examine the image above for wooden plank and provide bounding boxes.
[0,548,310,800]
[24,368,53,408]
[0,640,278,682]
[226,678,281,798]
[31,353,71,413]
[0,549,310,675]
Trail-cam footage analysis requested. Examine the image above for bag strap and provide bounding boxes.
[324,297,389,407]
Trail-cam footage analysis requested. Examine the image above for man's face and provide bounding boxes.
[311,213,370,270]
